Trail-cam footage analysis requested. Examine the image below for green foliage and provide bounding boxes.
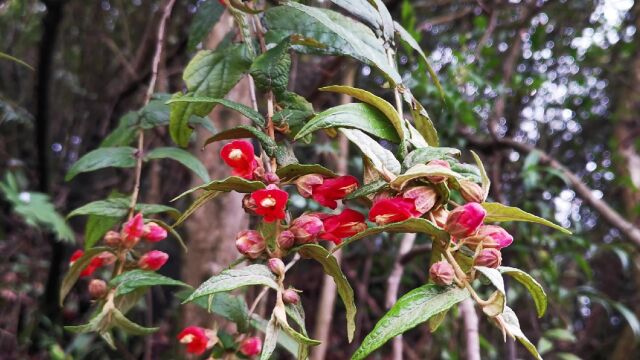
[59,247,112,305]
[166,96,265,127]
[68,197,180,219]
[499,306,543,360]
[185,265,279,303]
[481,202,572,234]
[275,163,337,182]
[173,176,265,201]
[250,37,292,95]
[110,270,190,296]
[65,147,137,181]
[499,266,547,317]
[144,147,210,182]
[188,0,225,51]
[339,128,401,174]
[204,125,278,156]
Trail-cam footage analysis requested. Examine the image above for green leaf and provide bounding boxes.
[339,128,401,175]
[172,176,265,201]
[65,147,136,181]
[406,95,439,146]
[390,163,463,190]
[100,112,138,147]
[204,125,278,156]
[260,315,279,360]
[470,151,490,200]
[0,51,34,70]
[150,219,188,252]
[110,270,190,296]
[499,306,543,360]
[352,284,470,360]
[170,44,251,147]
[250,314,300,358]
[144,147,210,182]
[278,318,321,346]
[336,218,448,251]
[250,37,292,94]
[166,96,265,127]
[172,190,219,228]
[68,198,180,219]
[296,244,357,342]
[328,0,382,36]
[474,266,506,317]
[296,103,400,143]
[320,86,406,142]
[188,0,225,51]
[180,291,251,332]
[184,264,279,303]
[84,215,120,250]
[111,307,158,335]
[428,310,448,332]
[276,163,337,182]
[499,266,547,317]
[544,328,576,342]
[60,247,112,305]
[481,202,572,234]
[402,147,461,169]
[345,179,388,200]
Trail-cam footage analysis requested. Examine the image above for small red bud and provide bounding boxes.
[235,230,266,259]
[88,279,107,299]
[268,258,286,277]
[239,336,262,357]
[143,222,167,242]
[263,172,280,184]
[103,230,122,246]
[277,230,295,250]
[122,213,144,247]
[444,202,486,238]
[474,248,502,268]
[429,261,455,286]
[282,289,300,304]
[138,250,169,271]
[290,214,324,243]
[459,180,485,203]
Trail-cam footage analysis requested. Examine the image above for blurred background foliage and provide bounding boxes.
[2,0,640,359]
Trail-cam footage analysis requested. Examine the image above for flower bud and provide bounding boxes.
[139,250,169,271]
[239,336,262,357]
[98,251,117,265]
[263,172,280,184]
[88,279,107,299]
[142,222,167,242]
[429,261,455,286]
[277,230,295,250]
[426,160,451,184]
[462,225,513,250]
[290,215,324,243]
[444,202,486,238]
[268,258,286,277]
[459,180,485,203]
[243,194,258,214]
[431,206,449,228]
[402,186,437,214]
[474,248,502,268]
[103,230,122,247]
[235,230,266,259]
[283,289,300,304]
[122,213,145,247]
[295,174,323,199]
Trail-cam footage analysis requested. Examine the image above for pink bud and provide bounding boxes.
[239,336,262,357]
[103,230,122,247]
[283,289,300,304]
[143,222,167,242]
[263,172,280,184]
[459,180,485,203]
[268,258,286,277]
[402,186,438,214]
[122,213,145,247]
[289,215,324,243]
[444,202,486,238]
[295,174,324,198]
[429,261,455,286]
[88,279,107,298]
[138,250,169,271]
[463,225,513,249]
[243,194,258,214]
[431,206,449,228]
[235,230,265,259]
[426,160,451,184]
[277,230,295,250]
[474,248,502,268]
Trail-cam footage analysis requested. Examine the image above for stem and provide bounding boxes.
[248,286,269,316]
[443,249,489,306]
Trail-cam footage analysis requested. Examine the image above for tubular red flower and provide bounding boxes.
[368,197,419,226]
[239,336,263,357]
[122,213,145,247]
[138,250,169,271]
[311,175,359,209]
[290,214,324,243]
[177,326,209,355]
[235,230,266,259]
[220,140,259,179]
[69,250,105,277]
[444,202,486,238]
[142,222,167,242]
[251,185,288,222]
[319,209,367,244]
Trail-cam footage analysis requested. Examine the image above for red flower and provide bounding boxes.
[138,250,169,271]
[368,197,420,226]
[69,250,105,277]
[444,202,486,238]
[221,140,259,179]
[251,184,288,222]
[239,336,262,357]
[122,213,145,247]
[319,209,367,244]
[142,222,167,242]
[311,176,359,209]
[178,326,209,355]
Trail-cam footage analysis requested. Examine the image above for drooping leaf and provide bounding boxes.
[296,103,400,143]
[370,0,395,43]
[336,218,448,251]
[405,95,439,146]
[474,266,506,316]
[250,37,292,95]
[65,147,137,181]
[296,244,357,342]
[499,306,543,360]
[184,264,279,303]
[390,163,463,190]
[172,176,265,201]
[111,308,159,335]
[499,266,547,317]
[352,284,470,360]
[60,247,112,305]
[84,215,120,250]
[339,128,401,175]
[68,198,180,219]
[110,270,190,296]
[428,310,448,332]
[402,147,461,169]
[172,190,219,227]
[188,0,225,50]
[276,163,337,182]
[204,125,278,156]
[250,314,300,358]
[470,150,490,200]
[260,315,280,360]
[0,51,34,70]
[144,147,210,182]
[328,0,382,36]
[481,202,572,234]
[166,96,265,127]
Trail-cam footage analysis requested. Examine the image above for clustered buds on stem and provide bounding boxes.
[429,261,455,286]
[88,279,107,299]
[444,202,487,238]
[139,250,169,271]
[268,258,286,277]
[474,248,502,268]
[235,230,266,259]
[282,288,300,304]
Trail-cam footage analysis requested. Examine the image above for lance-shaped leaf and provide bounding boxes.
[470,150,490,200]
[185,264,279,303]
[405,94,439,146]
[402,147,461,169]
[172,190,219,228]
[275,163,336,182]
[84,215,120,250]
[390,163,462,190]
[65,147,136,181]
[173,176,265,201]
[329,0,382,35]
[295,243,357,342]
[339,128,401,175]
[68,198,180,219]
[498,306,543,360]
[475,266,506,317]
[144,147,210,183]
[320,86,406,142]
[204,125,278,157]
[345,179,388,200]
[481,202,572,234]
[352,284,470,360]
[286,302,310,360]
[499,266,547,317]
[260,315,280,360]
[296,103,400,143]
[60,247,112,305]
[166,96,265,127]
[250,37,292,94]
[110,270,190,296]
[406,121,429,148]
[111,307,159,335]
[336,218,448,251]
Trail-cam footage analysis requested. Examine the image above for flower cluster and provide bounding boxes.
[176,325,262,357]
